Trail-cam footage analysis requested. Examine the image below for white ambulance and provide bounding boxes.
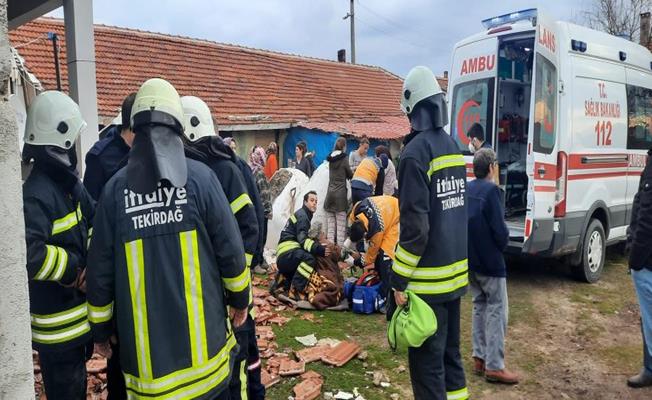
[447,8,652,282]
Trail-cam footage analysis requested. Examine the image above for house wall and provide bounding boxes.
[0,1,35,397]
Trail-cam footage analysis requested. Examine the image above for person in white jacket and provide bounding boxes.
[375,145,398,196]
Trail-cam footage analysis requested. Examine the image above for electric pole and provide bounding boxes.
[343,0,356,63]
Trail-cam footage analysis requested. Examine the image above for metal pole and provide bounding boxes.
[350,0,355,64]
[49,32,62,91]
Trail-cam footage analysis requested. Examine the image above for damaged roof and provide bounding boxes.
[8,17,444,139]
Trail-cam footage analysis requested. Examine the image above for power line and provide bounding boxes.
[355,14,430,50]
[356,0,431,38]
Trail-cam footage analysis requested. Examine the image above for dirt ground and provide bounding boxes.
[461,252,652,400]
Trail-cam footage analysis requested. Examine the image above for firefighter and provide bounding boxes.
[351,154,388,204]
[22,91,95,400]
[181,95,265,400]
[348,195,400,299]
[389,66,469,400]
[86,78,249,400]
[275,191,331,294]
[83,92,136,400]
[83,93,136,201]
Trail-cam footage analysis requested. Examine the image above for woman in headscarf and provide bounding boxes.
[249,145,272,220]
[224,137,237,153]
[264,142,279,180]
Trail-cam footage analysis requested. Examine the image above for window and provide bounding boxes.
[450,78,495,153]
[533,53,557,154]
[626,85,652,150]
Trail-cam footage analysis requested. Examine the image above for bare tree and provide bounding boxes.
[582,0,652,41]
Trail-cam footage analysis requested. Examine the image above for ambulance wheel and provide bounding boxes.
[572,219,605,283]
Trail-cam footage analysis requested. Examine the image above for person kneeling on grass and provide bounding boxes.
[467,148,519,384]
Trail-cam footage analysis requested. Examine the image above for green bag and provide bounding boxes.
[387,290,437,350]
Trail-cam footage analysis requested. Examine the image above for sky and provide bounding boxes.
[51,0,590,77]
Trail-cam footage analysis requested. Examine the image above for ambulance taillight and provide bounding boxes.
[554,151,568,218]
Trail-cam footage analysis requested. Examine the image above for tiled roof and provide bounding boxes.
[9,17,427,139]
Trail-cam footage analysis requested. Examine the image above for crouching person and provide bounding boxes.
[467,148,518,384]
[348,195,400,300]
[274,191,331,295]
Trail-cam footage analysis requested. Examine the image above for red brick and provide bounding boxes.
[321,341,361,367]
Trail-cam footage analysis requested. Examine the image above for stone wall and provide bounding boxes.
[0,0,35,398]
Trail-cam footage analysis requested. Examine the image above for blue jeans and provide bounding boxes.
[632,268,652,374]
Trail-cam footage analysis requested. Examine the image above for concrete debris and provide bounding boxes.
[390,394,400,400]
[397,365,406,373]
[316,337,341,347]
[372,371,391,387]
[357,351,368,361]
[334,391,355,399]
[294,333,318,347]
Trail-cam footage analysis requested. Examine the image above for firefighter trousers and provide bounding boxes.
[228,316,265,400]
[277,248,315,293]
[39,342,92,400]
[407,298,468,400]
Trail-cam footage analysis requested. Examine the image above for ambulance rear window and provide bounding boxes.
[450,78,495,153]
[533,54,557,154]
[626,85,652,150]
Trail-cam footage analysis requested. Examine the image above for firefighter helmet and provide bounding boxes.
[24,91,87,150]
[181,96,215,141]
[400,66,443,115]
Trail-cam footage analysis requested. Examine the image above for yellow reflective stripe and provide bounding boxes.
[447,387,469,400]
[87,227,94,249]
[245,253,253,268]
[290,215,297,223]
[125,239,152,379]
[297,262,313,279]
[222,266,250,293]
[34,245,57,280]
[303,238,315,252]
[395,244,421,267]
[230,193,253,215]
[180,230,208,366]
[277,241,300,256]
[31,302,87,328]
[88,302,114,324]
[124,333,236,396]
[406,273,469,295]
[50,247,69,281]
[391,258,416,278]
[240,360,248,400]
[32,319,90,344]
[51,204,82,235]
[410,259,468,280]
[427,154,465,178]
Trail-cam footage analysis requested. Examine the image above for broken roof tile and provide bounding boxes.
[321,341,361,367]
[279,359,306,376]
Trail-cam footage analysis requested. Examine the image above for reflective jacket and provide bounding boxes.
[23,166,95,352]
[352,157,381,189]
[349,195,399,267]
[185,139,259,268]
[83,126,130,201]
[277,206,326,259]
[389,128,468,304]
[87,159,249,399]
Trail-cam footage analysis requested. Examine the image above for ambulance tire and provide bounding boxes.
[572,219,605,283]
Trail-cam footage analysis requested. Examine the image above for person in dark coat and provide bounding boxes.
[467,148,518,384]
[324,137,353,246]
[626,148,652,388]
[83,93,136,201]
[295,141,316,178]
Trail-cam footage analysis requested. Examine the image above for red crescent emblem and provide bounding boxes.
[456,99,480,145]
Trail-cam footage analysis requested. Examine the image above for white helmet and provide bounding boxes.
[130,78,184,128]
[400,66,443,115]
[181,96,215,141]
[24,90,87,149]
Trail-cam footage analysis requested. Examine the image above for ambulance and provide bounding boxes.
[447,9,652,282]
